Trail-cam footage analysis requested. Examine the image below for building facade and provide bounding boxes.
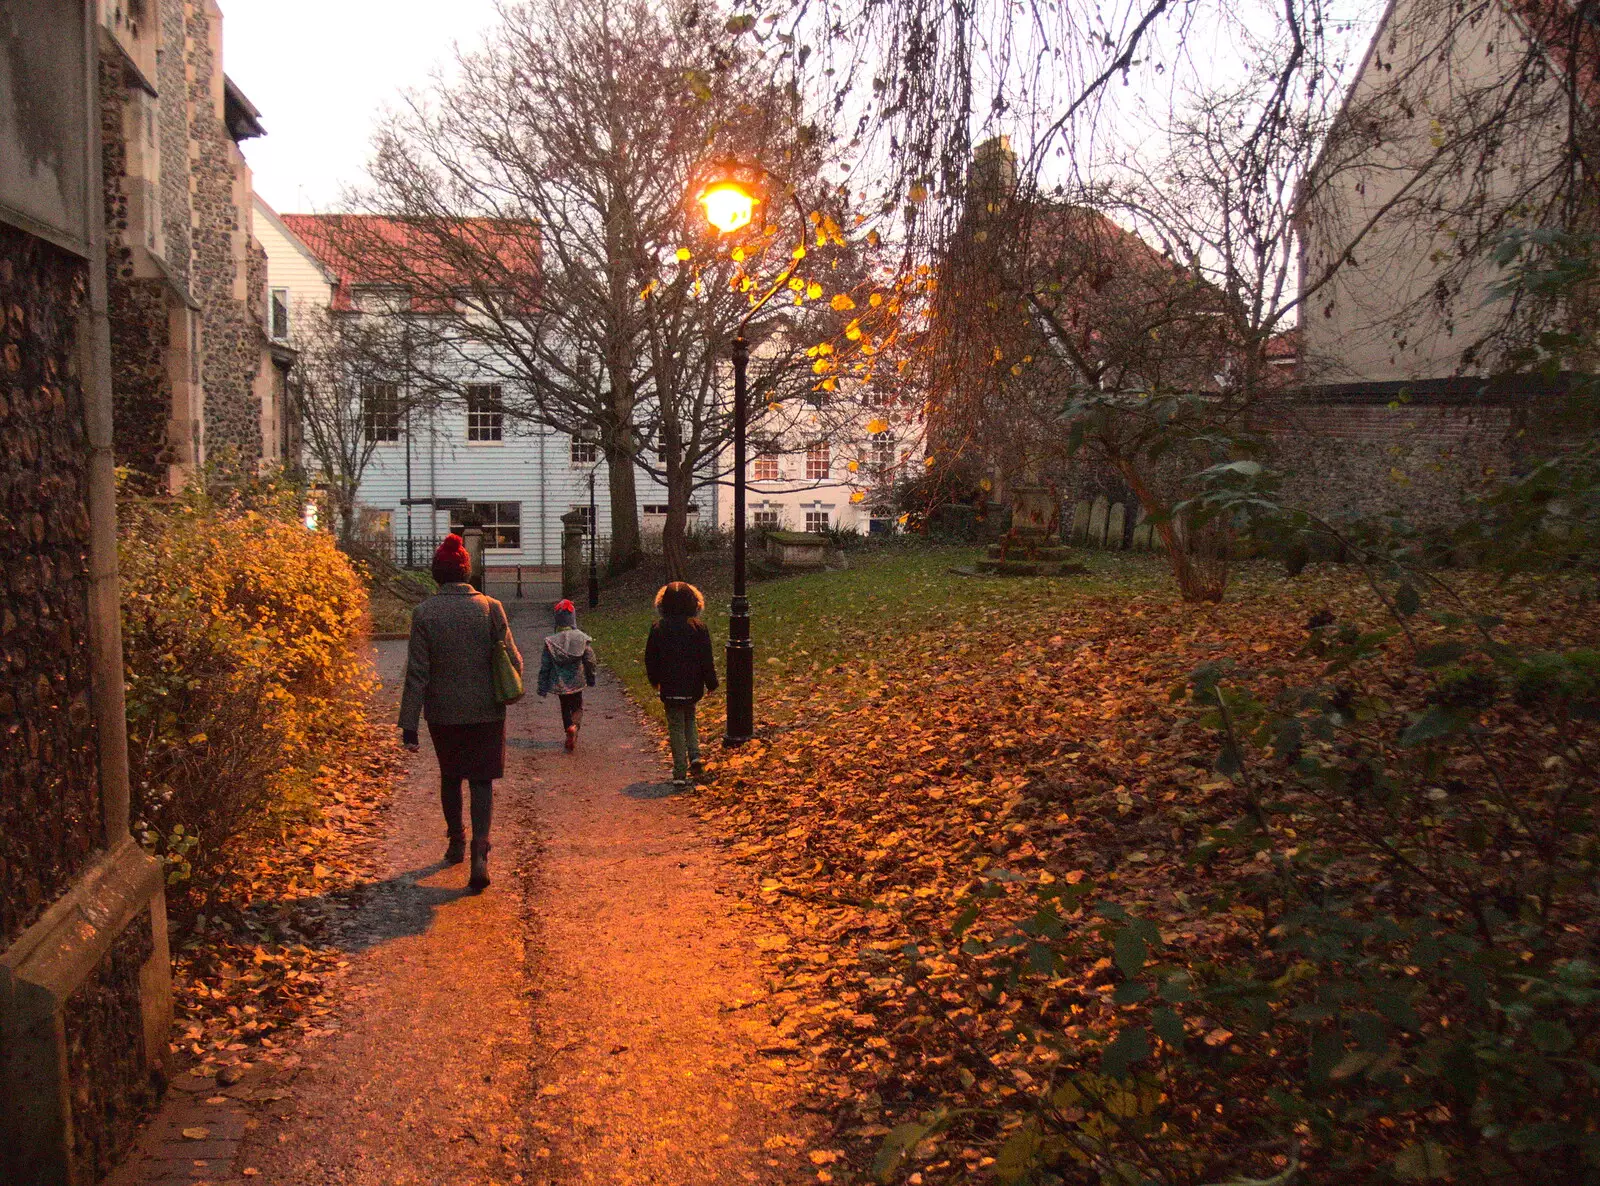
[97,0,286,492]
[258,211,908,566]
[2,4,172,1182]
[1297,0,1581,382]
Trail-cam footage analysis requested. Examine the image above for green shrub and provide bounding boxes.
[120,495,371,885]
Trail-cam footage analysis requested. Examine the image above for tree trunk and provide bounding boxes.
[604,443,641,576]
[338,495,356,546]
[660,468,694,583]
[1112,458,1229,603]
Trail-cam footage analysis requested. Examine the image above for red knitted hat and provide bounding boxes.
[552,599,576,614]
[432,534,471,584]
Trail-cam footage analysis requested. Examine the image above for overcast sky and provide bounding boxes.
[224,0,503,214]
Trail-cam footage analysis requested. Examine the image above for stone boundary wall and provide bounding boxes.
[1256,379,1570,529]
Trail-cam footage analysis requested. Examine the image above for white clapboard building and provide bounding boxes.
[255,197,911,566]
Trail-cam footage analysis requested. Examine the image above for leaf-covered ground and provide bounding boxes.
[164,722,402,1078]
[587,547,1599,1183]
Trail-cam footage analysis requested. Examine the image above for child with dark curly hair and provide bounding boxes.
[643,581,718,788]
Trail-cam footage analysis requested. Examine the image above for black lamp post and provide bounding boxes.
[587,468,599,608]
[694,165,807,746]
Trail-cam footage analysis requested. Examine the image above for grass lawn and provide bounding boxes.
[581,544,1175,724]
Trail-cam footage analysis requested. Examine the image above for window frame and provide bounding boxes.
[361,381,401,444]
[450,501,521,551]
[752,453,780,482]
[804,508,831,533]
[805,441,831,481]
[869,430,895,474]
[752,508,781,529]
[465,383,504,444]
[569,434,598,466]
[269,287,289,341]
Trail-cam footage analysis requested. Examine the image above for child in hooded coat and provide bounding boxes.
[537,599,597,750]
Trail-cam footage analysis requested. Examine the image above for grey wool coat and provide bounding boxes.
[398,584,524,731]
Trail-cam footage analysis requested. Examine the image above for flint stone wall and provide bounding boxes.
[0,224,103,949]
[100,48,178,489]
[187,0,263,466]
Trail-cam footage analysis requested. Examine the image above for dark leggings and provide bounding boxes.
[441,777,493,841]
[559,691,583,728]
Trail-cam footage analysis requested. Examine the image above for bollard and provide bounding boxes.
[516,565,523,599]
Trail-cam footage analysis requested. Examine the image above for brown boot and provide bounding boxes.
[468,838,491,891]
[444,833,466,865]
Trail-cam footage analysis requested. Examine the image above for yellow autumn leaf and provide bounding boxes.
[830,293,856,311]
[866,418,889,435]
[850,491,866,503]
[731,246,746,262]
[869,293,883,307]
[821,377,837,391]
[847,460,859,472]
[788,277,805,292]
[806,282,824,300]
[676,247,692,261]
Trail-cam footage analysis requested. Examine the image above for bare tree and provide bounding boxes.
[287,304,434,545]
[331,0,873,579]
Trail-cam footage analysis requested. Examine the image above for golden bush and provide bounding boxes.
[120,495,372,882]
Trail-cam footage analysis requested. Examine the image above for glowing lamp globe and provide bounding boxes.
[699,182,757,234]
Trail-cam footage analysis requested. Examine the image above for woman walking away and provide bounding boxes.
[537,598,597,751]
[643,581,718,790]
[399,534,522,891]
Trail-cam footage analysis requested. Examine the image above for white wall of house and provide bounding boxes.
[710,405,918,535]
[253,197,333,338]
[357,412,619,567]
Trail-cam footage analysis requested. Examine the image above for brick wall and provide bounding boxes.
[0,226,104,948]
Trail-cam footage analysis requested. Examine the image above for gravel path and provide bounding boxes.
[232,623,819,1184]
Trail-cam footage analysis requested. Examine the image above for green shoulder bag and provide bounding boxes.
[491,608,524,705]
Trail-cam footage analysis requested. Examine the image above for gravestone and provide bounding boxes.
[1070,501,1091,544]
[1009,486,1057,540]
[1087,497,1109,547]
[1107,503,1127,550]
[1132,510,1154,551]
[764,531,831,569]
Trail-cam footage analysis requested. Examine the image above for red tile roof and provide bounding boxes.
[280,213,540,313]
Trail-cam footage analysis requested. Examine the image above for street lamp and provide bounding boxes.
[692,162,809,746]
[587,468,600,608]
